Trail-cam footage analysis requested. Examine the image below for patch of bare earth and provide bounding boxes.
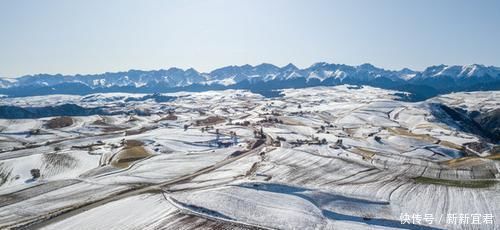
[195,116,225,126]
[442,157,488,168]
[91,116,127,132]
[91,117,108,126]
[156,113,178,122]
[388,127,438,143]
[125,126,157,136]
[45,117,73,129]
[351,147,377,160]
[110,140,151,168]
[101,126,127,132]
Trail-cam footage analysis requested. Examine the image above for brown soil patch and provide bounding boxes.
[101,126,127,132]
[486,154,500,161]
[279,117,304,126]
[195,116,225,126]
[156,114,178,122]
[438,140,464,151]
[110,140,151,168]
[92,120,108,126]
[414,124,436,129]
[46,117,73,129]
[125,126,157,136]
[91,117,108,126]
[388,127,438,143]
[124,139,143,147]
[441,157,487,168]
[351,147,377,160]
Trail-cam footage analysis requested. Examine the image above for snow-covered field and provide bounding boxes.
[0,85,498,229]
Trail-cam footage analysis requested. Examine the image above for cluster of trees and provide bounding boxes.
[30,169,40,179]
[316,124,336,134]
[233,120,251,126]
[258,117,283,124]
[276,136,286,141]
[200,125,216,133]
[330,139,344,149]
[253,127,265,139]
[210,129,239,148]
[291,136,327,146]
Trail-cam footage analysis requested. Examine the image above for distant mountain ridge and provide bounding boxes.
[1,63,499,100]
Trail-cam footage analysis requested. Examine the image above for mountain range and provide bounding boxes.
[1,63,499,100]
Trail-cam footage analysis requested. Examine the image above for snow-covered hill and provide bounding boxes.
[0,86,498,229]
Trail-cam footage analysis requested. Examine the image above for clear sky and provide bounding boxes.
[0,0,499,77]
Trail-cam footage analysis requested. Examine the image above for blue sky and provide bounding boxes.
[0,0,499,77]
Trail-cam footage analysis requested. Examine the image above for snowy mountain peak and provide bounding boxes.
[309,62,329,68]
[186,67,199,73]
[254,63,280,72]
[357,63,377,70]
[421,64,497,79]
[399,68,417,74]
[1,62,499,97]
[282,63,298,71]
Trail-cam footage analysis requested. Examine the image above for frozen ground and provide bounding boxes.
[0,85,498,229]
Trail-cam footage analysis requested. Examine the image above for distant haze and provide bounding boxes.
[0,0,499,78]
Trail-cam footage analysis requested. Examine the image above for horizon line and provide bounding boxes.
[1,62,498,79]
